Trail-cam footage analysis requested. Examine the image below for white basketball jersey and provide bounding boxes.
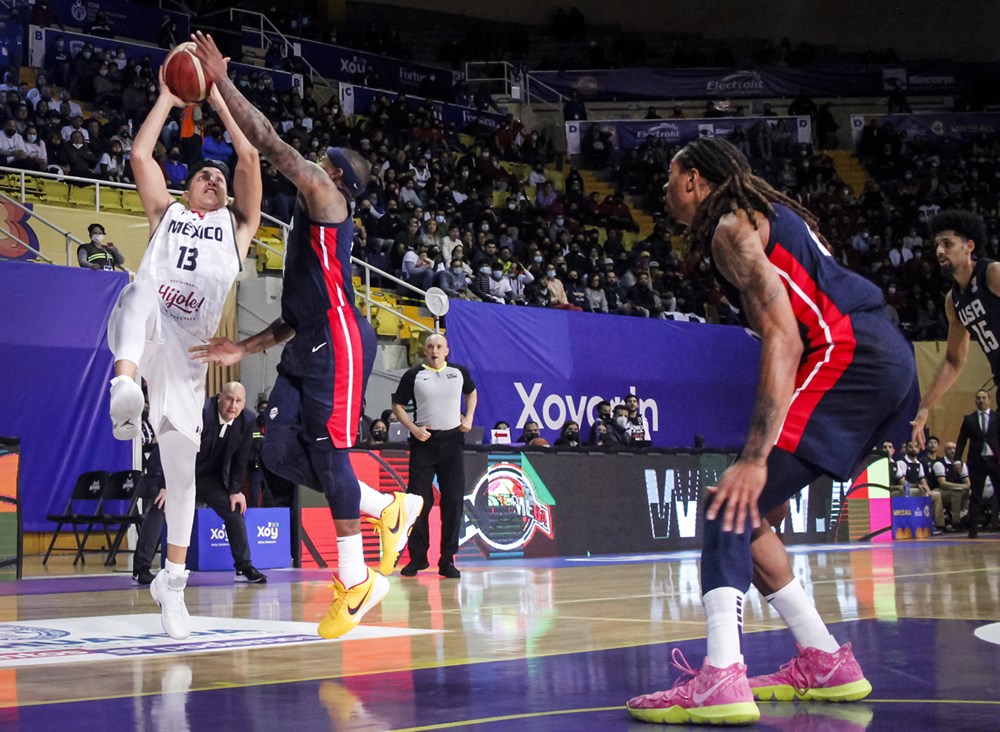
[134,202,240,342]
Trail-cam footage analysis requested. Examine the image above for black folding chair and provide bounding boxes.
[101,470,145,566]
[42,471,111,565]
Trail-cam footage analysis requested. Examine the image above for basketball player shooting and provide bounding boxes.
[105,65,262,640]
[187,32,423,640]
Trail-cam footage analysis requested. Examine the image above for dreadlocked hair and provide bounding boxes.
[678,137,830,254]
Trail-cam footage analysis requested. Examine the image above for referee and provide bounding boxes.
[392,333,477,578]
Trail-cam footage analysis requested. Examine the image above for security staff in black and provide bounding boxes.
[132,382,268,584]
[392,334,477,579]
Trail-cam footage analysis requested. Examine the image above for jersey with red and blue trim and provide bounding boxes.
[763,204,889,460]
[281,201,357,329]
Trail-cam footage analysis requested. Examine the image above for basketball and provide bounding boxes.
[163,42,212,103]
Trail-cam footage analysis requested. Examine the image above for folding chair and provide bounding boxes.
[42,471,110,565]
[101,470,145,566]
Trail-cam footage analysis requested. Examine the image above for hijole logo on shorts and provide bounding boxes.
[159,284,205,316]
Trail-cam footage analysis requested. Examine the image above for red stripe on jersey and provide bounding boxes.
[310,225,364,447]
[768,243,856,452]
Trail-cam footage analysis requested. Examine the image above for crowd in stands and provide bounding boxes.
[5,7,1000,342]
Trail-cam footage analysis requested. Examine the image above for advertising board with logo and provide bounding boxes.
[187,508,291,571]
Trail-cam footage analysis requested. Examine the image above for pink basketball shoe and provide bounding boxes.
[749,643,872,702]
[627,648,760,725]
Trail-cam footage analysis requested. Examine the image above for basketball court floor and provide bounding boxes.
[0,538,998,731]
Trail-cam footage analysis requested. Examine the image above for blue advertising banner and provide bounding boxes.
[890,496,934,540]
[443,300,761,449]
[0,262,131,532]
[188,508,291,571]
[41,0,189,46]
[565,116,812,155]
[243,31,458,96]
[850,112,1000,146]
[341,84,508,133]
[29,27,300,96]
[531,62,999,102]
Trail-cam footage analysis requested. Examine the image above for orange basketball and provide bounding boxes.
[163,42,212,103]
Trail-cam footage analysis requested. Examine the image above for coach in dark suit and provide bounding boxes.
[955,389,1000,538]
[132,382,267,583]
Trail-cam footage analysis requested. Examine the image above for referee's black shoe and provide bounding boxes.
[400,560,429,577]
[439,563,461,579]
[236,566,268,583]
[132,567,155,586]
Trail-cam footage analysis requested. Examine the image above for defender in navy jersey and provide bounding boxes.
[912,210,997,538]
[189,32,423,640]
[628,138,908,725]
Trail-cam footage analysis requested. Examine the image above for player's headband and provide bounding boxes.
[326,147,365,198]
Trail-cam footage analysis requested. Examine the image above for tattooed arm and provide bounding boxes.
[707,210,802,533]
[190,32,341,222]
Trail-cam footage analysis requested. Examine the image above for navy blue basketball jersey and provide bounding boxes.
[762,204,888,459]
[952,257,1000,380]
[281,200,357,329]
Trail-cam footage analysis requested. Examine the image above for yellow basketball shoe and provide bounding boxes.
[367,492,424,575]
[318,568,390,639]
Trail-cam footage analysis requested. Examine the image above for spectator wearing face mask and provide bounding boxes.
[365,419,389,447]
[163,144,189,189]
[436,257,477,301]
[517,420,541,444]
[20,125,46,171]
[77,223,124,271]
[546,267,583,312]
[0,119,27,167]
[470,261,504,303]
[202,124,235,167]
[554,420,581,447]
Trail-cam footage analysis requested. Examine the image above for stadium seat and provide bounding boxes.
[119,189,145,213]
[42,470,111,565]
[38,179,69,205]
[67,184,97,208]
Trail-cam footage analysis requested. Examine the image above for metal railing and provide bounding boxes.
[465,60,566,114]
[0,190,130,272]
[2,170,439,337]
[199,8,338,99]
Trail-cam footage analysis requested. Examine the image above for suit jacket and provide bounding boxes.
[199,397,256,495]
[956,409,1000,467]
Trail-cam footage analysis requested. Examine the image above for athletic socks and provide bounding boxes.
[164,559,187,577]
[765,578,840,653]
[337,533,367,588]
[704,587,745,667]
[358,484,393,518]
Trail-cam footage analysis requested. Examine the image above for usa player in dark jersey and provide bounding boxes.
[187,33,423,640]
[911,210,996,538]
[627,138,913,725]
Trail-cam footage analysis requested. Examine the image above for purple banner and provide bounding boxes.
[566,116,812,155]
[532,62,999,102]
[850,112,1000,146]
[0,262,131,532]
[444,299,760,449]
[341,85,507,133]
[243,31,458,96]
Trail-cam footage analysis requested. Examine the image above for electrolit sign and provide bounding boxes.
[461,455,554,553]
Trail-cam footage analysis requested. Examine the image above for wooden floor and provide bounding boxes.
[1,538,999,730]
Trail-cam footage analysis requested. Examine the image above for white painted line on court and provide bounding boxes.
[0,615,440,668]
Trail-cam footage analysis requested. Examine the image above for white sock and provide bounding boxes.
[164,559,187,577]
[703,587,745,667]
[337,533,367,587]
[358,482,393,518]
[765,578,840,653]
